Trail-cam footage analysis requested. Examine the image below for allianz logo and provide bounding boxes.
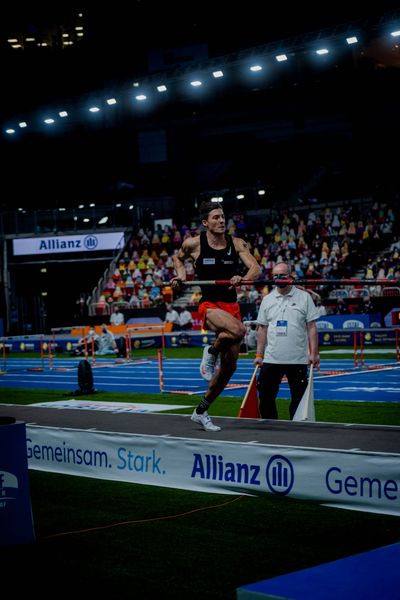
[191,453,294,495]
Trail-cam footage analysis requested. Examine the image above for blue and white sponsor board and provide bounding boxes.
[12,231,125,256]
[316,314,382,330]
[26,426,400,517]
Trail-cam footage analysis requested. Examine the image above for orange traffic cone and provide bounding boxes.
[238,366,260,418]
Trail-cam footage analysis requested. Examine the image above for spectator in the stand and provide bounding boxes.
[297,286,327,317]
[359,296,374,314]
[110,305,125,326]
[128,293,141,308]
[97,324,119,355]
[190,288,202,305]
[96,295,109,316]
[245,323,258,350]
[335,298,348,315]
[162,284,173,304]
[248,285,259,303]
[149,282,163,305]
[179,305,193,330]
[390,237,400,253]
[165,304,181,331]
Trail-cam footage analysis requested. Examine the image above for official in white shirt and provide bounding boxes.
[254,262,320,420]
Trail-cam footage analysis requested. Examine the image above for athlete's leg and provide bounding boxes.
[197,310,245,409]
[203,341,241,403]
[204,308,246,351]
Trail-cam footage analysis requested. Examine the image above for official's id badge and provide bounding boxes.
[276,320,288,336]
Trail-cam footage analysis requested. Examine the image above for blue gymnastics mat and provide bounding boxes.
[237,542,400,599]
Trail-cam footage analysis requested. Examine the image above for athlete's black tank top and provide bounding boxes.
[195,231,239,303]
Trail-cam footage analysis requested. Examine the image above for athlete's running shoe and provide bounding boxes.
[200,345,217,381]
[191,410,221,432]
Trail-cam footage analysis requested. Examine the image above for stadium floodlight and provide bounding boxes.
[98,216,108,225]
[257,189,266,195]
[157,85,167,92]
[190,80,202,87]
[44,118,55,124]
[316,48,329,55]
[212,70,224,78]
[390,30,400,37]
[5,128,16,134]
[135,94,147,101]
[58,111,68,117]
[346,36,358,44]
[250,64,263,71]
[89,106,100,112]
[236,194,245,199]
[106,98,117,105]
[275,54,288,62]
[211,196,223,202]
[18,122,27,128]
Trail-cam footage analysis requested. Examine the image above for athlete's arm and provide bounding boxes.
[233,237,262,283]
[171,237,199,288]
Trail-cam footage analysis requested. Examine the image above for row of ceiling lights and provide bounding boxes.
[3,33,369,136]
[4,26,400,136]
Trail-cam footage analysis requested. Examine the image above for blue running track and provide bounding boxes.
[0,357,399,402]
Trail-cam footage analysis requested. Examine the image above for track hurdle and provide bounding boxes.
[126,324,166,360]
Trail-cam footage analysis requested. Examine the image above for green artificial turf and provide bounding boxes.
[2,471,399,599]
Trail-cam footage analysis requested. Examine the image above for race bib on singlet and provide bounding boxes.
[276,320,288,336]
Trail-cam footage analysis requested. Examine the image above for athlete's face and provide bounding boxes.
[204,208,225,233]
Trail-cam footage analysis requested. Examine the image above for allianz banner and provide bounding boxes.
[26,426,400,517]
[13,231,125,256]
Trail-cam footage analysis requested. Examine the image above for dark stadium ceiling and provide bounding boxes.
[2,3,400,117]
[1,3,400,212]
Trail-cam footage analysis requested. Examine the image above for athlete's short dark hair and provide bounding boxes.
[199,200,223,221]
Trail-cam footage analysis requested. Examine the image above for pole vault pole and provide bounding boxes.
[173,278,400,286]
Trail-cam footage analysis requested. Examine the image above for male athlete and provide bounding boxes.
[171,201,261,431]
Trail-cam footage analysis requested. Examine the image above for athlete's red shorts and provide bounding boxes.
[198,301,242,329]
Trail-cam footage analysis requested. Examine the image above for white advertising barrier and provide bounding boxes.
[13,232,125,256]
[26,426,400,517]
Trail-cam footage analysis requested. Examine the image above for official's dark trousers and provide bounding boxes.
[257,363,308,420]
